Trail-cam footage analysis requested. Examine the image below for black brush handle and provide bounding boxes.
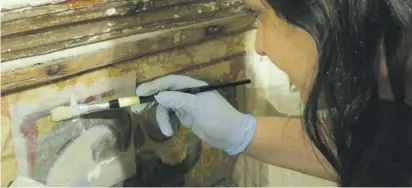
[138,79,251,104]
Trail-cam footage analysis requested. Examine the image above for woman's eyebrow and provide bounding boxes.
[245,0,261,10]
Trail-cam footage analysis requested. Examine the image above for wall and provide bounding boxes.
[1,0,255,185]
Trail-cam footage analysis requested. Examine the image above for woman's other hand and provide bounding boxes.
[132,75,256,155]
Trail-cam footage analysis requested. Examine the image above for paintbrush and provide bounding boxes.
[50,79,251,122]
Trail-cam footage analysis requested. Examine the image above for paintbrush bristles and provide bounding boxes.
[50,106,75,122]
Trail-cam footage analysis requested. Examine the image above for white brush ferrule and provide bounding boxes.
[72,103,110,115]
[117,97,140,107]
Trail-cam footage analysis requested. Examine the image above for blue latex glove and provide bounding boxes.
[131,75,256,155]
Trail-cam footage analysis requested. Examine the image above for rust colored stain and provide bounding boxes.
[81,89,114,104]
[57,0,106,7]
[19,122,37,176]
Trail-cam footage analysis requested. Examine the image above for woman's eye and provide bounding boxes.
[247,8,259,16]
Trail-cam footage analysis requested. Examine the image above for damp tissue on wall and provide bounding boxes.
[8,72,137,186]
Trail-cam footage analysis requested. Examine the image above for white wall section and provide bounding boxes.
[1,0,65,10]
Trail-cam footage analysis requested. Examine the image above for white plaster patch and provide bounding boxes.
[87,156,117,182]
[105,8,116,16]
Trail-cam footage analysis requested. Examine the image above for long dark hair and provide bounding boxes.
[266,0,412,186]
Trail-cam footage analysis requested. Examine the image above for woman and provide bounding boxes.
[133,0,412,186]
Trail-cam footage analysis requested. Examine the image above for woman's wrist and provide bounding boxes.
[225,114,257,155]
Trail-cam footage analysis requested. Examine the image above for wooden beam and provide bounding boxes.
[1,14,256,94]
[1,0,202,36]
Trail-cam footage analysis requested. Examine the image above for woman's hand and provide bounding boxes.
[132,75,256,155]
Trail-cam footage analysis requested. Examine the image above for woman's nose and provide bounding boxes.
[255,26,266,56]
[255,43,266,56]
